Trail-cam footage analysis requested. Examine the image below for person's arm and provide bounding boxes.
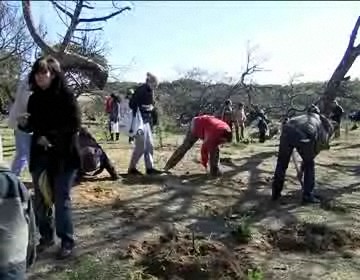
[200,142,209,168]
[18,95,37,134]
[129,87,141,116]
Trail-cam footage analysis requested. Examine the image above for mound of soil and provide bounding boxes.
[123,233,256,280]
[267,222,360,253]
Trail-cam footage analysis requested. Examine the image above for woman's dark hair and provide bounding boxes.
[224,99,232,106]
[28,55,65,92]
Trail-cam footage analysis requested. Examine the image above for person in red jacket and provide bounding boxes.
[164,115,232,176]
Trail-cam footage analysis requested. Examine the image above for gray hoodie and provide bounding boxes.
[283,112,334,156]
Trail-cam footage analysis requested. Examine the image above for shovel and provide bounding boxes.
[291,151,304,189]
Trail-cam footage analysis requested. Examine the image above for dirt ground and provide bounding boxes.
[3,124,360,279]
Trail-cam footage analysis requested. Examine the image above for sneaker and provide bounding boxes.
[110,173,120,180]
[302,195,321,204]
[56,246,74,260]
[128,168,143,176]
[146,168,163,175]
[37,239,55,253]
[210,168,223,177]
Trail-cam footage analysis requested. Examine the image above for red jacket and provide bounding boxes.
[192,115,231,168]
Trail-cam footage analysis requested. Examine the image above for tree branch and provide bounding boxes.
[75,27,103,32]
[78,6,130,23]
[60,0,83,52]
[49,0,73,18]
[22,0,55,55]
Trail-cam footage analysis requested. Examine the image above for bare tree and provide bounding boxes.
[238,41,267,106]
[0,2,39,111]
[22,0,131,90]
[220,41,269,108]
[318,16,360,116]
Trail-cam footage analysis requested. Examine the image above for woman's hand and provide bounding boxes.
[37,136,52,150]
[17,113,30,127]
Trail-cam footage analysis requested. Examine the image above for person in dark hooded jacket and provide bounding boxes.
[77,127,119,181]
[272,105,335,203]
[329,100,344,138]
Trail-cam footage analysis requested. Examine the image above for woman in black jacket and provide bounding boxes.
[18,56,81,259]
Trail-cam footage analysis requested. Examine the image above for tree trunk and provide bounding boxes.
[319,16,360,116]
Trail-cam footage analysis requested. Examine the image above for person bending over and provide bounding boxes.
[271,106,335,203]
[164,115,232,176]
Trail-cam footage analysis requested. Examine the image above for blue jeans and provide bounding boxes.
[32,162,77,248]
[272,126,316,199]
[11,130,31,176]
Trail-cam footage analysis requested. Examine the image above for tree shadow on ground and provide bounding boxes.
[27,147,360,279]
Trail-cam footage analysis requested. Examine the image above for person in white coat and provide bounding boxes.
[8,78,32,176]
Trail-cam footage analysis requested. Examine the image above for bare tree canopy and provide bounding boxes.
[319,16,360,116]
[0,2,37,111]
[22,0,131,90]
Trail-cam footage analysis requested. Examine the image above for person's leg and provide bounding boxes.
[301,159,318,203]
[164,125,198,171]
[11,130,31,176]
[128,133,145,174]
[32,168,55,251]
[53,169,77,259]
[100,151,119,180]
[272,135,293,200]
[142,123,156,173]
[335,124,341,138]
[259,131,266,143]
[209,147,221,176]
[240,123,245,139]
[115,133,120,141]
[234,124,240,143]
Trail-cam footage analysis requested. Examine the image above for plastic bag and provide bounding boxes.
[39,171,53,208]
[125,108,144,137]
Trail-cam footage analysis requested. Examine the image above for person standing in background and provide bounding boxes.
[122,89,134,144]
[234,102,246,142]
[221,99,235,142]
[105,94,115,139]
[8,78,32,177]
[109,94,121,141]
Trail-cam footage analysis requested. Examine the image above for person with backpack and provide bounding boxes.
[164,115,232,176]
[77,127,119,181]
[18,56,81,259]
[0,161,36,279]
[271,105,336,204]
